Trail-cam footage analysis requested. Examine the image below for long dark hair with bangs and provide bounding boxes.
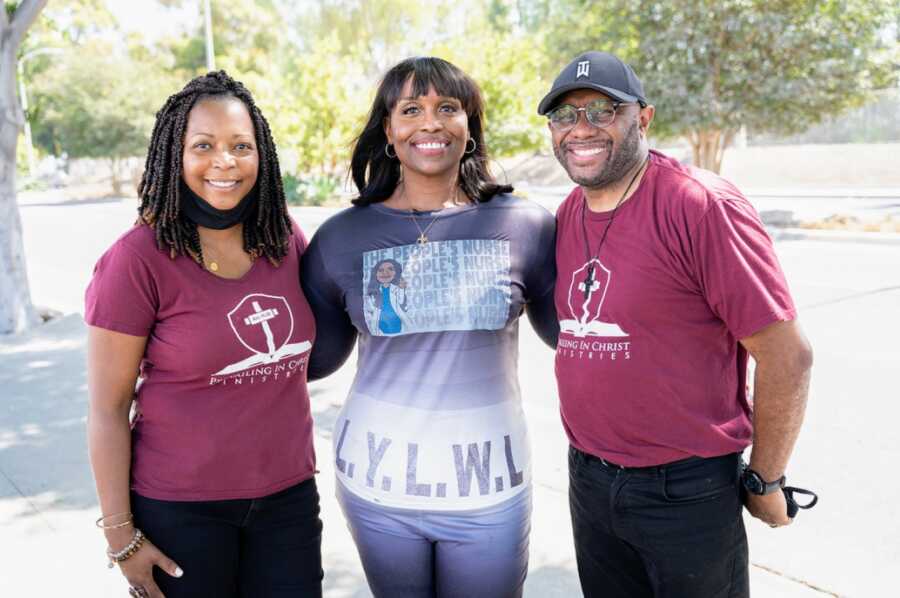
[350,56,512,206]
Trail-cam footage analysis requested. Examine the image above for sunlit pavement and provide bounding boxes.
[3,198,898,596]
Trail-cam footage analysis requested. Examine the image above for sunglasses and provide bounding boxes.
[548,99,637,131]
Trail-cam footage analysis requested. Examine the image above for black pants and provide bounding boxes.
[568,447,749,598]
[131,477,323,598]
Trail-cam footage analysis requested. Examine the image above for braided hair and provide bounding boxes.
[137,70,291,266]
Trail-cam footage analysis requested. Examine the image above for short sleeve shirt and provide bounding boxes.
[554,151,796,467]
[85,223,317,500]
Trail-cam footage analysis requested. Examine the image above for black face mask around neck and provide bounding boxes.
[179,178,258,230]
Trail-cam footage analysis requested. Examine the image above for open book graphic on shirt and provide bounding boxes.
[213,340,312,376]
[213,293,312,376]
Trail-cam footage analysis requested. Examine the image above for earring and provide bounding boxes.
[464,138,477,154]
[385,144,397,159]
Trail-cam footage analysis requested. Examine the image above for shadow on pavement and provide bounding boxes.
[526,565,583,596]
[322,559,373,597]
[0,314,96,512]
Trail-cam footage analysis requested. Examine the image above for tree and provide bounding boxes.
[288,0,448,79]
[28,42,173,194]
[1,0,48,335]
[159,0,284,78]
[243,33,363,178]
[543,0,899,172]
[435,18,548,158]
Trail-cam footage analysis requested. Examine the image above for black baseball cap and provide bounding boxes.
[538,51,647,115]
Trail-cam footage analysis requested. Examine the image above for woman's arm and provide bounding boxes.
[301,233,358,381]
[525,286,559,349]
[87,326,182,597]
[524,210,560,349]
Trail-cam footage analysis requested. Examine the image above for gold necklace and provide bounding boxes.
[399,181,462,245]
[410,212,441,245]
[200,243,221,272]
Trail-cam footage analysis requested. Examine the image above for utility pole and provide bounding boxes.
[203,0,215,71]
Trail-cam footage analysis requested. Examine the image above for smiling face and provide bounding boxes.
[384,78,469,180]
[376,261,396,285]
[182,97,259,210]
[549,89,649,190]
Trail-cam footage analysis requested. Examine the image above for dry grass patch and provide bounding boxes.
[799,214,900,233]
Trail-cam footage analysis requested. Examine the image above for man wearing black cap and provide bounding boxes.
[540,51,813,597]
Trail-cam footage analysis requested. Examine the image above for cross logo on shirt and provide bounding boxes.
[243,301,280,355]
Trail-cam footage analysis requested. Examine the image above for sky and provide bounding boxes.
[105,1,200,41]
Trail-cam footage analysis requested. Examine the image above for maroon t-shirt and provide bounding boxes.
[85,223,316,500]
[554,150,796,467]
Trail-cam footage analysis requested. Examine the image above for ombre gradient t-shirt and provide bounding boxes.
[302,194,557,511]
[85,223,316,501]
[554,150,796,467]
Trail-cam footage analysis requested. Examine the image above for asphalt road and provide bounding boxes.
[2,199,898,596]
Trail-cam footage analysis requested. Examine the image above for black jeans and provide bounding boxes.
[131,477,323,598]
[568,447,749,598]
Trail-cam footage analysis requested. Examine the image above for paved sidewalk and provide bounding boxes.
[0,314,828,598]
[5,200,900,595]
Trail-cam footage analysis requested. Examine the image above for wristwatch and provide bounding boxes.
[741,468,786,495]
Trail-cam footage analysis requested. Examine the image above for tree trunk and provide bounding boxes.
[686,127,736,174]
[110,157,122,195]
[0,0,50,335]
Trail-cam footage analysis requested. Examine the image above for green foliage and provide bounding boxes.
[20,0,897,180]
[23,0,115,48]
[435,24,548,157]
[234,32,366,179]
[161,0,284,77]
[29,41,176,162]
[640,0,896,141]
[289,0,445,77]
[283,173,342,206]
[542,0,899,144]
[21,0,172,168]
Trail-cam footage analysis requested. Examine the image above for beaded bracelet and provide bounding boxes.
[106,528,145,569]
[95,511,134,530]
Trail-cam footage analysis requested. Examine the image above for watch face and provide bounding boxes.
[742,471,764,495]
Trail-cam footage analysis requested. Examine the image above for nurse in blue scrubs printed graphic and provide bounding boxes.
[364,258,413,335]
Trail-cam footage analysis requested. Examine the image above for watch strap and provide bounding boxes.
[743,467,786,495]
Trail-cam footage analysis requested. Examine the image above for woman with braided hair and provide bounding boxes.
[86,71,322,598]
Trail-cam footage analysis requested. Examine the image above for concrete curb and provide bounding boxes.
[769,227,900,246]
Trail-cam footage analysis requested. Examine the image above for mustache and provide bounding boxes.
[561,139,613,152]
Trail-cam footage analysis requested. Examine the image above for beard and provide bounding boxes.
[554,119,642,190]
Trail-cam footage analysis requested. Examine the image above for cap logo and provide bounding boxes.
[576,60,590,79]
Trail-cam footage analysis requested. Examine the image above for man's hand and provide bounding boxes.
[745,491,792,527]
[740,319,812,527]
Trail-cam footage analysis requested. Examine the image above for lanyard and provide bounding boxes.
[579,156,648,299]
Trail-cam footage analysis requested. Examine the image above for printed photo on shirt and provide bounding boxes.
[362,239,512,336]
[364,258,414,335]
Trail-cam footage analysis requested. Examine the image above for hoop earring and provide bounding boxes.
[464,138,477,154]
[384,144,397,159]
